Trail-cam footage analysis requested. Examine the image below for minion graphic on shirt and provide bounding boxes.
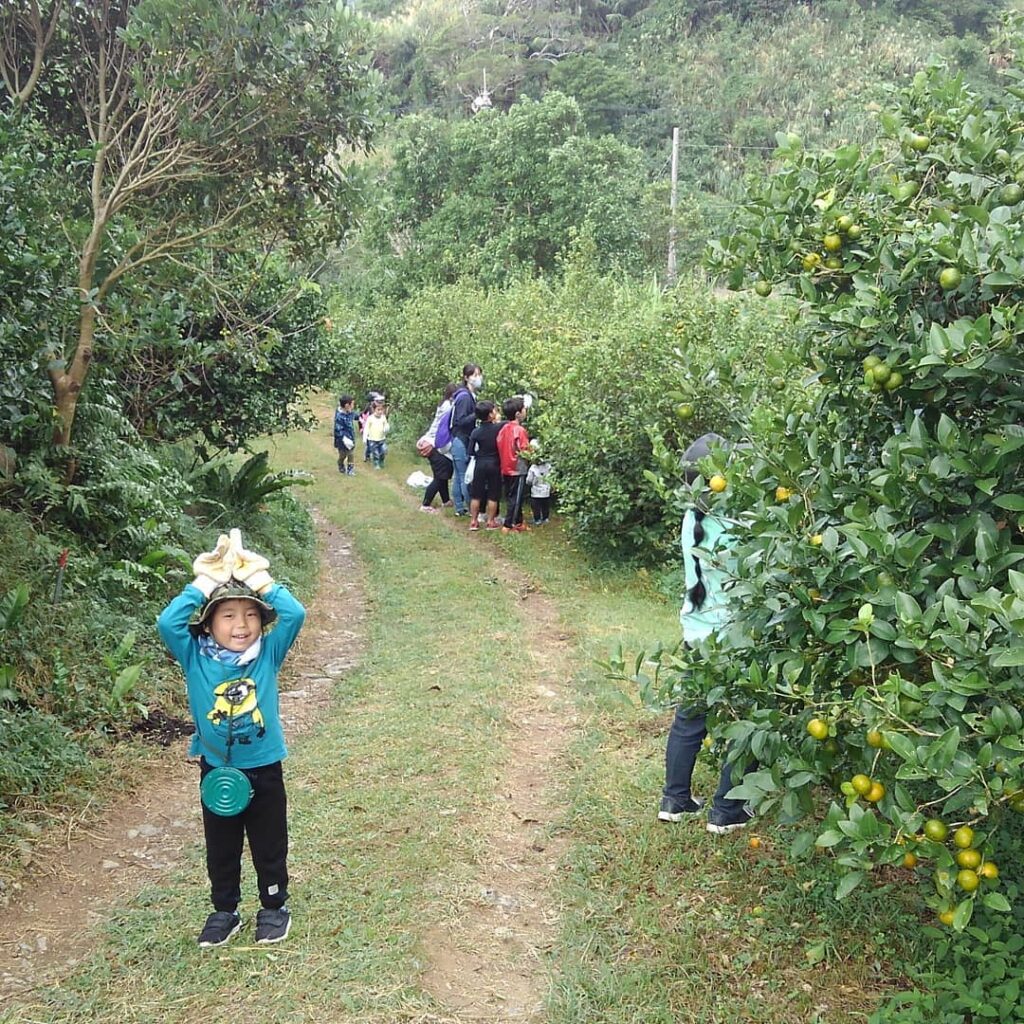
[207,677,266,741]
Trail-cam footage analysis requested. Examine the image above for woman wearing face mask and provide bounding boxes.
[449,363,484,516]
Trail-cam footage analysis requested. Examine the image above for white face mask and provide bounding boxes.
[469,374,483,390]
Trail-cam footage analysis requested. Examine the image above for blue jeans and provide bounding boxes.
[367,440,386,467]
[663,706,748,816]
[450,436,469,512]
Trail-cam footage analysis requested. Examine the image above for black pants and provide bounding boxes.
[200,758,289,912]
[503,474,527,527]
[423,450,453,507]
[531,496,551,522]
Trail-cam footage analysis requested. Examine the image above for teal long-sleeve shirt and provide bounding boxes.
[157,583,306,768]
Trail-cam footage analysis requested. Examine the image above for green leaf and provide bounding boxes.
[983,892,1011,912]
[993,494,1024,511]
[835,871,865,900]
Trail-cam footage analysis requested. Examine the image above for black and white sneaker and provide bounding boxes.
[197,910,242,948]
[657,796,705,822]
[706,807,755,834]
[255,906,291,944]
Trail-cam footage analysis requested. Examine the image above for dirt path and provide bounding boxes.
[0,510,365,1000]
[384,482,578,1022]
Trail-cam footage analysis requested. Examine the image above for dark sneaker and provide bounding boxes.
[657,796,705,822]
[706,807,755,834]
[198,910,242,948]
[255,907,291,944]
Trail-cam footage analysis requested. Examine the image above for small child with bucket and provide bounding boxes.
[157,529,306,948]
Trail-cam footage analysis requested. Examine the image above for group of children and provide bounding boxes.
[333,393,391,473]
[464,395,551,533]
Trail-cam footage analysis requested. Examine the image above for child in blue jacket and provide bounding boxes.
[157,530,305,948]
[334,394,357,475]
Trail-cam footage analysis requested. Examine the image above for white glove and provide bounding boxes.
[192,534,236,596]
[227,528,273,594]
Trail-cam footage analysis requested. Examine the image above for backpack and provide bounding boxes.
[435,393,463,451]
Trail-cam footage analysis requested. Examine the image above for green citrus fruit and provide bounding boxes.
[863,355,882,371]
[836,214,854,233]
[871,364,891,384]
[884,371,904,391]
[851,774,873,795]
[923,818,949,843]
[754,279,773,297]
[939,266,962,290]
[956,848,982,870]
[909,133,931,152]
[866,729,885,749]
[847,224,862,240]
[957,869,980,893]
[952,826,975,849]
[807,718,830,741]
[1000,183,1023,206]
[675,403,695,421]
[823,233,843,253]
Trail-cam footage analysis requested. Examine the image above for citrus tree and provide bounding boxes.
[638,38,1024,930]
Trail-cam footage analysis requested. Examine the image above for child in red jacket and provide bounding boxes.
[496,395,531,533]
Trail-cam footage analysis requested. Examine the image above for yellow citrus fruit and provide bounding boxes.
[823,233,843,253]
[957,869,980,893]
[980,862,999,880]
[851,774,873,795]
[702,735,713,749]
[952,826,975,849]
[923,818,949,843]
[809,534,823,546]
[866,781,886,803]
[807,718,829,741]
[866,730,885,749]
[749,837,762,849]
[902,852,918,869]
[775,485,792,501]
[938,909,955,926]
[956,849,982,870]
[709,474,727,493]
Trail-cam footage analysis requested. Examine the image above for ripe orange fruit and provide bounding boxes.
[923,818,949,843]
[957,869,980,893]
[749,837,762,849]
[866,781,886,803]
[709,474,727,493]
[851,774,873,795]
[938,909,955,926]
[902,852,918,869]
[807,718,829,741]
[952,826,975,849]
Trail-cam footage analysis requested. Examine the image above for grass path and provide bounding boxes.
[0,409,918,1024]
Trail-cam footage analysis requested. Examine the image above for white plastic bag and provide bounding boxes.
[405,470,432,489]
[464,457,476,485]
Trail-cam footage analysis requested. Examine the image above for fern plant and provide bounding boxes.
[0,584,29,702]
[190,450,313,517]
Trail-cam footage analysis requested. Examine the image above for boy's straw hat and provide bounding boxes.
[188,582,277,637]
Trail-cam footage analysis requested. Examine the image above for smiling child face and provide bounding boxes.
[208,598,263,651]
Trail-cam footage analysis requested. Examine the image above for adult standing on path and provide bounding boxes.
[449,363,484,517]
[419,383,458,512]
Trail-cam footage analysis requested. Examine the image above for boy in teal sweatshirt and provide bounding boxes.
[157,530,305,947]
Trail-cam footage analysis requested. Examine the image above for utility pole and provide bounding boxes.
[667,126,679,287]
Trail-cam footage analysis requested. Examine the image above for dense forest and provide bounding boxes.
[3,2,1024,1021]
